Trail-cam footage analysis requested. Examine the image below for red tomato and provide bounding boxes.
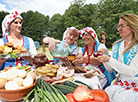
[73,85,94,102]
[91,89,109,102]
[66,93,77,102]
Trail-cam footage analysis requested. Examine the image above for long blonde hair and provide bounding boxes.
[113,14,138,54]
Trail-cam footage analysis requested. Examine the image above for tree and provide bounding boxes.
[0,11,8,34]
[21,11,49,44]
[48,13,65,40]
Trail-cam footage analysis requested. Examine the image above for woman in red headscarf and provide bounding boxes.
[73,27,116,89]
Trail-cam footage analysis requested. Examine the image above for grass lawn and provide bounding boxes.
[37,46,53,60]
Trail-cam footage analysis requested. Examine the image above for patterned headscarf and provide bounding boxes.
[2,10,23,36]
[80,27,99,42]
[62,27,81,40]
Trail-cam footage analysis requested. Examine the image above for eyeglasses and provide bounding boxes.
[117,24,129,29]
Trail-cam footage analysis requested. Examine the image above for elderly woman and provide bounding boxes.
[43,27,82,64]
[0,10,37,70]
[98,14,138,102]
[73,27,116,89]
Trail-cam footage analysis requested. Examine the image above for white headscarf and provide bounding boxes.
[80,27,99,42]
[62,27,80,40]
[2,10,23,36]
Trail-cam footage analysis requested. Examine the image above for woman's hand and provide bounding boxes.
[98,54,110,62]
[43,37,59,52]
[48,39,57,52]
[72,54,84,66]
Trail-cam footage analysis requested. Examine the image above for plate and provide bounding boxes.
[0,52,31,58]
[51,76,74,85]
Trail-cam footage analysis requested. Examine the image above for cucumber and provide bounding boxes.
[54,84,75,95]
[63,80,79,89]
[74,80,93,89]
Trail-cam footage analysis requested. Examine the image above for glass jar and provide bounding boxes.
[50,42,70,57]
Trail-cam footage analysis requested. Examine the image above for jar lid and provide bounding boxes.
[34,53,46,58]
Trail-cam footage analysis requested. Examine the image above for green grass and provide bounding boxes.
[37,46,53,60]
[108,48,112,51]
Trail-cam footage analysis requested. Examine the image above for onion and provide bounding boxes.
[0,78,7,88]
[27,71,36,80]
[23,75,33,87]
[13,78,24,86]
[73,85,94,102]
[5,81,19,90]
[17,69,27,78]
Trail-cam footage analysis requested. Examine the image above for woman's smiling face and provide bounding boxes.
[82,32,95,45]
[65,30,78,45]
[9,18,22,34]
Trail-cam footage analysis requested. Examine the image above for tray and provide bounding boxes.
[0,52,31,59]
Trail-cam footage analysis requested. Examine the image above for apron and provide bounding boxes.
[0,36,30,70]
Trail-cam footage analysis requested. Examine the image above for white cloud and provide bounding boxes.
[0,0,99,17]
[0,3,7,11]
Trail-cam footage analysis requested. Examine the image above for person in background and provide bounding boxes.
[0,10,37,70]
[101,31,106,45]
[73,27,116,89]
[98,14,138,102]
[43,27,82,64]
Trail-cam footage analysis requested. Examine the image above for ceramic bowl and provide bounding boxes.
[0,80,36,102]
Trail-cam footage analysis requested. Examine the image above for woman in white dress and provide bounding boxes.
[98,14,138,102]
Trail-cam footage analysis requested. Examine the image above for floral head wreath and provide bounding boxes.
[2,10,23,36]
[80,27,99,42]
[62,27,81,40]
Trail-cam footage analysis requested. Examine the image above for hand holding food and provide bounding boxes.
[98,54,110,62]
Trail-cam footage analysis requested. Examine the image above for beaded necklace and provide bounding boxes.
[83,42,96,66]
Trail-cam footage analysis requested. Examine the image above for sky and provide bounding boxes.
[0,0,99,18]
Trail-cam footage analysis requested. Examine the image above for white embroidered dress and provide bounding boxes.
[103,41,138,102]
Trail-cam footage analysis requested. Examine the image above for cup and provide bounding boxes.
[93,51,103,57]
[68,54,76,61]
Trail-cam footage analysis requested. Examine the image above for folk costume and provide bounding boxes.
[104,40,138,102]
[0,10,37,70]
[80,27,116,89]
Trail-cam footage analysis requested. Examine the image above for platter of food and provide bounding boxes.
[36,64,75,84]
[0,42,32,58]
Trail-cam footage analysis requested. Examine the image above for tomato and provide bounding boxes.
[73,85,94,102]
[66,93,77,102]
[91,89,109,102]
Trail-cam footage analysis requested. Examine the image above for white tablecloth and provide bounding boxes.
[73,73,102,89]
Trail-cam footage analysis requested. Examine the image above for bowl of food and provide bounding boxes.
[0,67,36,102]
[0,79,36,102]
[68,54,76,61]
